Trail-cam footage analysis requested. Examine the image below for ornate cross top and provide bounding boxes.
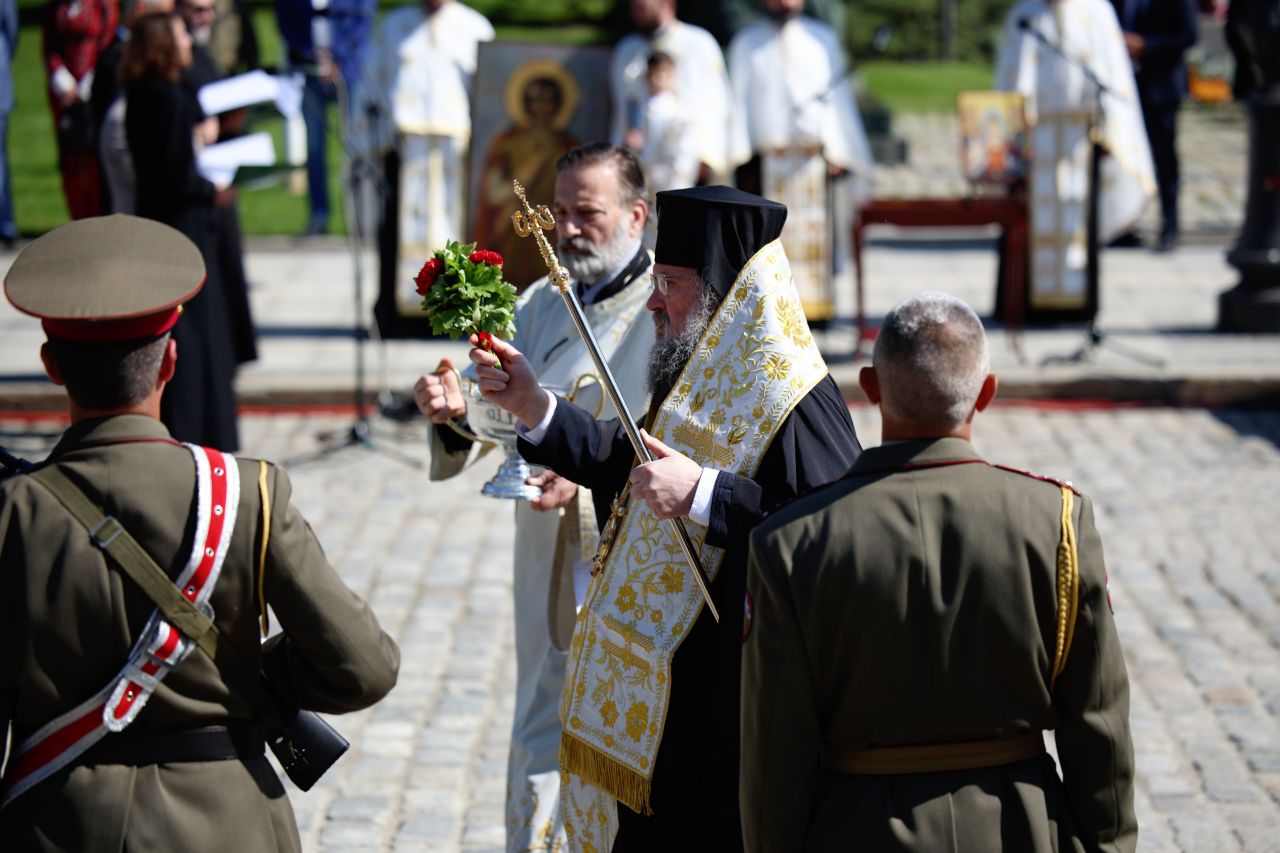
[511,180,571,291]
[506,179,720,622]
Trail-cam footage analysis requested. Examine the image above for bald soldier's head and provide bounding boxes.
[860,292,998,441]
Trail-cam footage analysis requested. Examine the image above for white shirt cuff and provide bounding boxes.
[514,390,557,445]
[688,467,718,527]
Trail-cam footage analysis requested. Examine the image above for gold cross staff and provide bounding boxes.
[510,180,719,623]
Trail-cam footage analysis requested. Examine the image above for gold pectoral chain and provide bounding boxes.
[511,179,571,290]
[592,485,631,577]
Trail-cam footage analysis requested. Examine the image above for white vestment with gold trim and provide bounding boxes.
[727,15,873,321]
[354,2,494,318]
[996,0,1155,312]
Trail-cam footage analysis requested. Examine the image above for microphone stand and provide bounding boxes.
[1017,19,1164,368]
[292,72,424,468]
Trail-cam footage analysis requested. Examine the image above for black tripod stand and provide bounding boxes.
[1014,18,1165,369]
[292,75,422,468]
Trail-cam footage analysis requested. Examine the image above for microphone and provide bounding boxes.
[1013,15,1110,96]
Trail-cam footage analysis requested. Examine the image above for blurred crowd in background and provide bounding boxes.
[0,0,1244,450]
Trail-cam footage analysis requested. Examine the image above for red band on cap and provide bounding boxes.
[42,308,180,343]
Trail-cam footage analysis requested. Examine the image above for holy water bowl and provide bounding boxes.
[466,381,565,501]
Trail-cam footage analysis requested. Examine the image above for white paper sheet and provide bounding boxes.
[198,70,282,116]
[197,132,277,185]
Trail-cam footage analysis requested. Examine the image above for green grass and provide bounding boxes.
[8,10,611,236]
[11,19,69,234]
[859,60,993,114]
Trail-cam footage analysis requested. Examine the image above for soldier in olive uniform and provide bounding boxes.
[742,292,1136,853]
[0,215,400,851]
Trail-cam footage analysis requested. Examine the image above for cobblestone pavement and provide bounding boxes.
[875,104,1247,239]
[4,403,1278,851]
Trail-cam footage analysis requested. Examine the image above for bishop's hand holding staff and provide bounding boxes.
[468,336,706,523]
[471,184,862,851]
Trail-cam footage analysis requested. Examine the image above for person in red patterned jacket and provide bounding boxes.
[43,0,118,219]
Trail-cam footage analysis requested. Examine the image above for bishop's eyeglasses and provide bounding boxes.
[651,271,700,297]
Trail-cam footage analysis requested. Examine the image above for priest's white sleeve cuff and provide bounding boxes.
[514,390,557,445]
[688,467,719,527]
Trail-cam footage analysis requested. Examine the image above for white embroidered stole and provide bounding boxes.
[559,239,828,846]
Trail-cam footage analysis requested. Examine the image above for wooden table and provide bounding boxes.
[853,197,1029,352]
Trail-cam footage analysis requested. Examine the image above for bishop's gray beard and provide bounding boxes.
[646,286,717,403]
[558,216,635,285]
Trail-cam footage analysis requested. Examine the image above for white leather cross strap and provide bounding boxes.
[0,445,239,807]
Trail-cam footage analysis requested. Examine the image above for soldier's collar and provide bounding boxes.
[48,415,178,460]
[850,437,983,472]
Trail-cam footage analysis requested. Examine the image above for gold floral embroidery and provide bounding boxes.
[615,585,636,614]
[624,702,649,741]
[762,353,791,380]
[658,565,684,594]
[775,294,811,348]
[560,239,828,818]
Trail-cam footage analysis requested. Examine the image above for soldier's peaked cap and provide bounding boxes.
[4,214,206,343]
[654,186,787,297]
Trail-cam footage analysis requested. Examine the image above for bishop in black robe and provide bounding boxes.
[519,374,859,849]
[512,187,863,851]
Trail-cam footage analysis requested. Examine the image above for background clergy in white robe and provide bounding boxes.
[727,0,874,321]
[609,0,732,182]
[355,0,494,334]
[413,144,655,853]
[996,0,1156,314]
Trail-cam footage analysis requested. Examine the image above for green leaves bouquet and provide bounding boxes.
[415,240,518,361]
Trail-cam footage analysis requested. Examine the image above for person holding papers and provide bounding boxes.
[180,0,258,367]
[124,11,240,451]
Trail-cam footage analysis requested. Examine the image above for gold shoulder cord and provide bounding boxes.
[1051,485,1080,684]
[256,460,272,637]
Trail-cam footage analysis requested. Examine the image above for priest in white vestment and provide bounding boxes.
[413,145,656,853]
[609,0,731,182]
[355,0,493,336]
[727,0,873,321]
[996,0,1155,317]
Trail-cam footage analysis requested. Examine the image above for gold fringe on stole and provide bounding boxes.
[1051,485,1080,683]
[256,461,272,637]
[559,732,653,816]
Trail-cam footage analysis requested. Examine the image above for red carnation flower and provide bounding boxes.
[415,257,444,295]
[469,250,503,267]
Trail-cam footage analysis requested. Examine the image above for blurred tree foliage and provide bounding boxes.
[460,0,1011,63]
[464,0,614,28]
[843,0,1010,62]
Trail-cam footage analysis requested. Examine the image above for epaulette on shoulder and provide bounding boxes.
[990,463,1081,496]
[234,455,277,483]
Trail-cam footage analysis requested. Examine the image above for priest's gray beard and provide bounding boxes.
[646,285,718,402]
[559,216,635,285]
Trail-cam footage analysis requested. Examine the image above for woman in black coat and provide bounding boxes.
[123,12,239,451]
